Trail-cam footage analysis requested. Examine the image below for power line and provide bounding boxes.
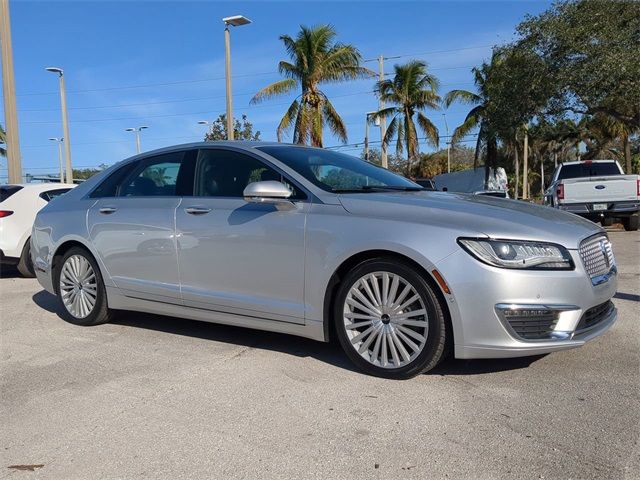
[16,43,490,98]
[364,44,493,62]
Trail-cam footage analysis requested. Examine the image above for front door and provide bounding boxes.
[175,148,308,323]
[87,151,188,303]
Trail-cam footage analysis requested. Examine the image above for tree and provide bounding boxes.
[203,114,261,142]
[372,60,441,176]
[515,0,640,172]
[251,24,371,147]
[0,124,6,158]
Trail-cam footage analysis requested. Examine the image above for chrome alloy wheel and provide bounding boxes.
[59,254,98,319]
[343,271,429,369]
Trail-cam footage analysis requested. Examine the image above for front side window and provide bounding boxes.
[257,146,421,192]
[194,149,305,199]
[120,152,185,197]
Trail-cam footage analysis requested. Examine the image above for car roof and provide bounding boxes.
[559,160,617,166]
[119,141,318,161]
[2,183,76,191]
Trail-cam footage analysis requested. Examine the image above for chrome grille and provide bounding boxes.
[579,235,615,279]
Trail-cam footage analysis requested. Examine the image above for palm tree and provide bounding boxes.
[443,65,497,169]
[0,124,6,158]
[373,60,440,176]
[251,25,371,147]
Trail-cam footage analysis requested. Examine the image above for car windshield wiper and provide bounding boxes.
[331,185,424,193]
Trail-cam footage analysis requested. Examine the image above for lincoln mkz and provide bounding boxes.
[32,142,618,379]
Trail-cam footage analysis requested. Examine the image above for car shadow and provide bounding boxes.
[0,266,21,279]
[32,289,546,377]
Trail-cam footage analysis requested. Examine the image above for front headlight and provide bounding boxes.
[457,238,574,270]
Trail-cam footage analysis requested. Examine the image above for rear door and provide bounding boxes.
[175,147,308,323]
[87,150,194,303]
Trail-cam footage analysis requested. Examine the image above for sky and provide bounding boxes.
[1,0,552,180]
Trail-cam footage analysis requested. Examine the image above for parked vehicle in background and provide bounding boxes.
[0,183,75,276]
[32,142,617,379]
[432,167,509,197]
[544,160,639,231]
[414,178,436,190]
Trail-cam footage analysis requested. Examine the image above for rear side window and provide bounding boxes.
[39,188,72,202]
[0,185,23,203]
[558,162,621,180]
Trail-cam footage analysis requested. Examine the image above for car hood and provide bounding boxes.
[338,191,601,249]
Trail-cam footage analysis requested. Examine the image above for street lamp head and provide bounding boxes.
[197,120,209,125]
[139,126,149,131]
[45,66,63,75]
[48,137,60,142]
[222,15,252,27]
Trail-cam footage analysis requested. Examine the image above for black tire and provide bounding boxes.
[622,214,639,232]
[54,246,114,326]
[333,258,447,380]
[17,239,35,278]
[601,217,613,227]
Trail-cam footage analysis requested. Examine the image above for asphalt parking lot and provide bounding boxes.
[0,230,638,479]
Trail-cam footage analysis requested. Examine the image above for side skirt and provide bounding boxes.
[106,286,326,342]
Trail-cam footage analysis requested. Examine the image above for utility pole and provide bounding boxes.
[364,117,370,162]
[49,137,64,182]
[522,124,529,200]
[46,67,73,183]
[378,55,387,169]
[442,113,450,173]
[1,0,23,183]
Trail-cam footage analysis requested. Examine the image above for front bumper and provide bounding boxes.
[435,248,618,359]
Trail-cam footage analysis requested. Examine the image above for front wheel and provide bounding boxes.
[333,258,447,379]
[54,247,114,326]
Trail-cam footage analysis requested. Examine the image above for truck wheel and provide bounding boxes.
[601,217,613,227]
[622,214,639,232]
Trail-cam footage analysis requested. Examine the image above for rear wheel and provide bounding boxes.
[17,240,35,278]
[333,258,447,379]
[622,214,639,231]
[54,247,113,326]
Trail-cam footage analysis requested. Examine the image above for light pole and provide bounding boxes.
[48,137,64,183]
[442,113,451,173]
[222,15,251,141]
[364,112,380,163]
[45,67,73,183]
[1,0,23,184]
[125,126,149,154]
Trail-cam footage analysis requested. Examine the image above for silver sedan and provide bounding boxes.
[32,142,618,379]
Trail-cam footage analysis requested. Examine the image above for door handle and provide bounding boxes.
[185,206,212,215]
[99,207,117,214]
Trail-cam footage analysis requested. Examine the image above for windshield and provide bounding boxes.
[558,162,621,180]
[257,146,421,192]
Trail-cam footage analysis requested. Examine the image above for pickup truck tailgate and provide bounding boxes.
[561,175,638,203]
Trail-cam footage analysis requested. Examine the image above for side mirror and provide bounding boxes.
[243,181,293,204]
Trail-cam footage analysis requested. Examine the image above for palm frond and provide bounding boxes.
[417,112,439,149]
[251,78,297,105]
[322,97,348,143]
[444,89,481,108]
[276,100,300,142]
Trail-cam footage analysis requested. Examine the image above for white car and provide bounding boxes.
[0,183,75,276]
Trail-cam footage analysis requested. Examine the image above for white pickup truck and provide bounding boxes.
[544,160,639,231]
